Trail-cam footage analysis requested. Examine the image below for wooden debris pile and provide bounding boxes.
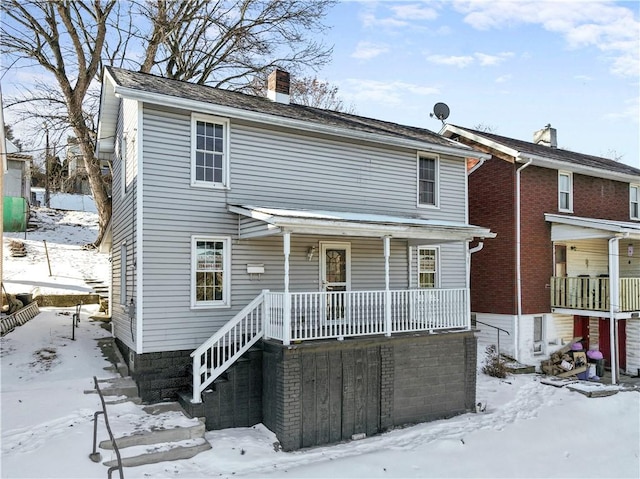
[8,239,27,257]
[541,337,588,378]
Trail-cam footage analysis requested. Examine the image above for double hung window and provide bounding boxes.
[191,114,229,188]
[418,247,438,288]
[192,237,230,308]
[558,171,573,212]
[418,155,438,207]
[630,185,639,220]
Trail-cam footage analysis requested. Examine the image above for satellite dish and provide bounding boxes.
[431,102,450,122]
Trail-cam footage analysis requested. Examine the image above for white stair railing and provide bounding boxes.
[190,291,267,403]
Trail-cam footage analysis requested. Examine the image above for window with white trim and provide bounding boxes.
[533,316,544,354]
[418,155,438,207]
[631,185,639,220]
[191,114,229,188]
[418,247,438,288]
[558,171,573,212]
[192,236,230,307]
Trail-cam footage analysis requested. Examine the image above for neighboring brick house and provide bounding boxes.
[95,67,495,450]
[442,124,640,382]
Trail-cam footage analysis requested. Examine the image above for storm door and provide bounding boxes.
[320,242,351,321]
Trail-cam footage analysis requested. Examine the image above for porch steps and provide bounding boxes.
[89,379,212,469]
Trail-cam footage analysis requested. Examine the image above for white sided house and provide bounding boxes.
[96,67,494,450]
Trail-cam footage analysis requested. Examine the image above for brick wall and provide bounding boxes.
[468,156,517,314]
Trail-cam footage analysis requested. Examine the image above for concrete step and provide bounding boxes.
[99,418,206,449]
[103,438,211,468]
[85,377,139,399]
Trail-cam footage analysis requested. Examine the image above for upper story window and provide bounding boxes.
[631,185,639,220]
[558,171,573,212]
[417,155,439,208]
[191,114,229,188]
[192,236,231,308]
[418,247,438,288]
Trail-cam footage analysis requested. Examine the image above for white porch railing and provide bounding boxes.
[265,288,469,344]
[550,277,640,312]
[192,288,469,402]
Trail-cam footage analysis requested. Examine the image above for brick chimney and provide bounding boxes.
[533,124,557,148]
[267,69,290,104]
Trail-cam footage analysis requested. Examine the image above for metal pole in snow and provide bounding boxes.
[43,240,52,276]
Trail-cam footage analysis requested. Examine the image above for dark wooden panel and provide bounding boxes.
[341,349,355,440]
[301,353,317,448]
[328,349,343,443]
[353,348,367,434]
[366,347,381,436]
[315,351,330,444]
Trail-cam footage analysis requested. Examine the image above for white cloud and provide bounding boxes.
[604,96,640,122]
[342,79,440,107]
[453,0,640,78]
[475,52,514,66]
[495,74,512,83]
[390,4,439,21]
[426,52,513,68]
[351,41,390,60]
[427,54,475,68]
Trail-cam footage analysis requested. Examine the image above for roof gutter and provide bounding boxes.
[517,152,638,184]
[112,86,491,161]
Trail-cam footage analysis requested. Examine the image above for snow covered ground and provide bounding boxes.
[2,208,640,478]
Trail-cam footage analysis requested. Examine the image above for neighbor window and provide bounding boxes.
[558,171,573,212]
[533,316,544,354]
[631,185,639,220]
[418,155,438,207]
[418,247,438,288]
[192,236,230,307]
[191,114,229,188]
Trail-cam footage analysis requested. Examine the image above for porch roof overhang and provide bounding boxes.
[229,205,496,241]
[545,214,640,241]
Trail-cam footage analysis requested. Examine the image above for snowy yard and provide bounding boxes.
[2,209,639,478]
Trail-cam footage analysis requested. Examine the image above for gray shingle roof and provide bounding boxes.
[106,67,456,148]
[450,125,640,177]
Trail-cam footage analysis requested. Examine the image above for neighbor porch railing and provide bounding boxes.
[550,276,640,312]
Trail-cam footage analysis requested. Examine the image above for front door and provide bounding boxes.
[320,242,351,321]
[599,319,627,370]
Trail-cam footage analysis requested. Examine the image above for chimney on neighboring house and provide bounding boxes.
[267,69,290,105]
[533,124,557,148]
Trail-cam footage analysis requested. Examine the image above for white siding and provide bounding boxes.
[626,319,640,375]
[474,313,516,358]
[111,98,139,351]
[566,238,609,277]
[138,105,471,353]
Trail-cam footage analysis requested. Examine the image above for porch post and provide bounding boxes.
[384,236,392,337]
[283,232,291,346]
[608,237,620,384]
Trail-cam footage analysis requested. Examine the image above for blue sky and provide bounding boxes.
[313,0,639,167]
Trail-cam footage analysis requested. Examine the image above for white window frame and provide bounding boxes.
[120,134,128,198]
[191,236,231,309]
[533,315,545,355]
[190,113,230,189]
[558,171,573,212]
[630,184,639,220]
[417,246,439,288]
[417,154,440,209]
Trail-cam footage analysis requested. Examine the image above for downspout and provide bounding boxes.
[608,236,622,384]
[515,159,533,362]
[467,241,484,330]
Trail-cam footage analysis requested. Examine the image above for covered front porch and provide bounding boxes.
[190,205,495,402]
[546,214,640,382]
